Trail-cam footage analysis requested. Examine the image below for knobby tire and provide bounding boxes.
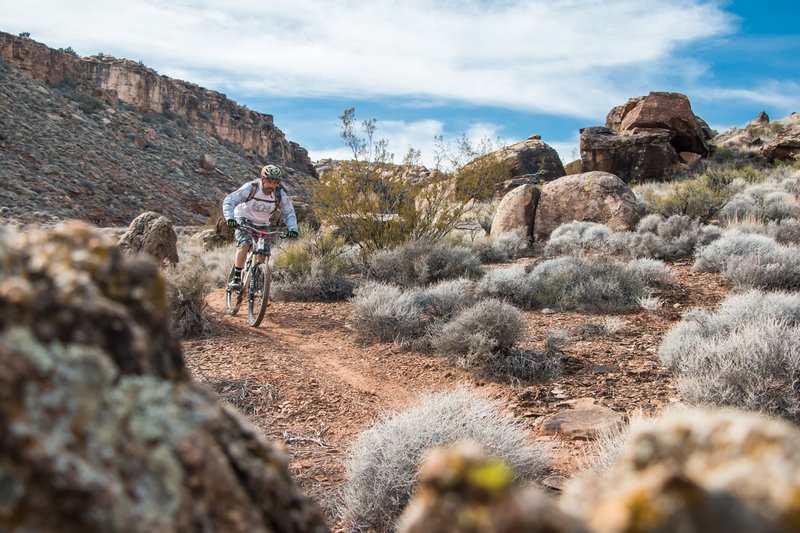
[225,265,244,315]
[247,262,270,327]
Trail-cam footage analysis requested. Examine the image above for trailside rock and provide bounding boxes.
[561,407,800,533]
[539,405,624,440]
[0,221,329,533]
[533,172,639,242]
[398,441,588,533]
[118,211,180,265]
[490,184,540,241]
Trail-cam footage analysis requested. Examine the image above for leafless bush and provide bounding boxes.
[164,250,216,338]
[341,388,549,532]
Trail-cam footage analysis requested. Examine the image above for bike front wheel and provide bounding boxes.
[247,262,270,327]
[225,266,244,315]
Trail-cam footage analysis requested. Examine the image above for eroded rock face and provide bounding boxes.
[765,123,800,162]
[0,221,328,533]
[561,407,800,533]
[580,126,679,183]
[118,211,180,266]
[533,172,639,241]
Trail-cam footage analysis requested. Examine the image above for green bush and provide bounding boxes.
[342,388,549,532]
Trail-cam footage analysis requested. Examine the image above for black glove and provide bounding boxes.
[226,219,236,228]
[287,229,298,239]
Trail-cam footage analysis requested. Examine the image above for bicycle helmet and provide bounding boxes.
[261,164,283,180]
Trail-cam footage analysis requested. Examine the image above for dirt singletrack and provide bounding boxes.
[181,259,731,529]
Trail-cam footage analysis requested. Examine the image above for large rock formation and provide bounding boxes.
[533,172,640,241]
[0,31,315,175]
[581,92,712,182]
[0,221,328,532]
[765,123,800,163]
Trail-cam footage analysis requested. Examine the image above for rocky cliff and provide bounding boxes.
[0,31,315,175]
[0,34,314,226]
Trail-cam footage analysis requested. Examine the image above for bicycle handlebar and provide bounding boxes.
[235,222,287,240]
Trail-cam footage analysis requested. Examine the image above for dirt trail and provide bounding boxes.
[182,260,731,529]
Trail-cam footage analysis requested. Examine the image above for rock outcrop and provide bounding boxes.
[581,92,712,182]
[765,123,800,163]
[533,172,640,241]
[118,211,180,265]
[493,135,566,193]
[0,32,316,175]
[0,221,328,532]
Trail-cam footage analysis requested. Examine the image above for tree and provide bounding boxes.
[311,108,510,260]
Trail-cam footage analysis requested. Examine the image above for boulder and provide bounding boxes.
[580,126,679,183]
[200,152,217,170]
[533,172,640,241]
[561,407,800,533]
[0,221,328,533]
[606,91,711,156]
[398,441,588,533]
[118,211,180,265]
[490,183,540,241]
[764,123,800,162]
[496,134,566,182]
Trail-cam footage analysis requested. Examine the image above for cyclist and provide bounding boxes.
[222,164,299,290]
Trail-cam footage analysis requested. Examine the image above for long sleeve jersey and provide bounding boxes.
[222,181,298,231]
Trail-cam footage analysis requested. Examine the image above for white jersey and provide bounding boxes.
[222,181,298,230]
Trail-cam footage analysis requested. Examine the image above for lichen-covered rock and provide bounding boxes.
[533,172,640,242]
[0,221,328,533]
[561,407,800,533]
[398,441,587,533]
[118,211,180,265]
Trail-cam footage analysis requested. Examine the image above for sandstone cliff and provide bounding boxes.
[0,31,315,176]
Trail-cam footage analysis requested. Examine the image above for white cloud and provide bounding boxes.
[4,0,735,118]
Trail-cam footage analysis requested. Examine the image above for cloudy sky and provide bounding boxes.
[3,1,799,166]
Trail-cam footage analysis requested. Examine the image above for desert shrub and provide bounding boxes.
[407,278,475,322]
[543,221,612,257]
[186,242,234,288]
[431,299,524,364]
[522,256,673,312]
[367,239,482,287]
[472,227,531,263]
[693,229,800,290]
[635,176,729,221]
[341,388,548,532]
[164,250,215,338]
[349,282,426,344]
[658,291,800,421]
[271,230,357,301]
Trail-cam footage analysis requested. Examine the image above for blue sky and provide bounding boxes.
[3,1,798,167]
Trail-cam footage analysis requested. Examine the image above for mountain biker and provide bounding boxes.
[222,164,299,289]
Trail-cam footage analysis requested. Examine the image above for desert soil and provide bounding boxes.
[181,258,730,531]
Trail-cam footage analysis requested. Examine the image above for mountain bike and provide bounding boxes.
[225,222,286,327]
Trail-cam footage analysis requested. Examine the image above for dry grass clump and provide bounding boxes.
[658,290,800,421]
[341,388,549,532]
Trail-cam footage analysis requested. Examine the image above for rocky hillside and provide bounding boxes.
[0,33,315,226]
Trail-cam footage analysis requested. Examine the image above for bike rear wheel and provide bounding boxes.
[225,265,244,315]
[247,262,270,327]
